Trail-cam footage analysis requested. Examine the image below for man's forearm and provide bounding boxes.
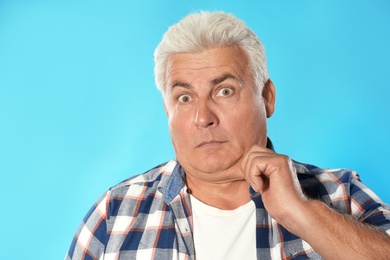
[289,200,390,259]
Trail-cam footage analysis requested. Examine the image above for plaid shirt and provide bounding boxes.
[66,156,390,259]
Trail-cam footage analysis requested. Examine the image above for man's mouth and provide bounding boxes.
[196,140,226,148]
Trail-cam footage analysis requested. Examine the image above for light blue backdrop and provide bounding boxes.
[1,1,389,259]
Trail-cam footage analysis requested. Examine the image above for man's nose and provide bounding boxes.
[194,100,219,128]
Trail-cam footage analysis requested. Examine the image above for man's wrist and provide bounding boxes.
[279,199,321,239]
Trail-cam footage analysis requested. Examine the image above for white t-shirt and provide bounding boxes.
[190,195,257,260]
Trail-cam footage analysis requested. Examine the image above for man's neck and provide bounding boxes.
[186,175,252,210]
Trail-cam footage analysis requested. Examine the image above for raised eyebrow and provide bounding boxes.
[210,73,243,87]
[171,81,191,90]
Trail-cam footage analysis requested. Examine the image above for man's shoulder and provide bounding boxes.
[294,160,360,182]
[293,160,365,205]
[294,160,362,197]
[107,159,179,199]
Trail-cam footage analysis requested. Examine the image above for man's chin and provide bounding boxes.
[185,159,242,177]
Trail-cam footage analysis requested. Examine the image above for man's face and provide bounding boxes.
[164,46,274,181]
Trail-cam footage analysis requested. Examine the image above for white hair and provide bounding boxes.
[154,11,269,96]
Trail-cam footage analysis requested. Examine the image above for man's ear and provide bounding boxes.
[163,101,169,117]
[262,80,276,118]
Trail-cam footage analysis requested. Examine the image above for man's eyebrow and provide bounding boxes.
[210,73,243,87]
[171,81,191,89]
[170,73,243,90]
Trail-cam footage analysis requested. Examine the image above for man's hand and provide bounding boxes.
[241,145,308,229]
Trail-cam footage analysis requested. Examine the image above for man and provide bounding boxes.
[66,11,390,259]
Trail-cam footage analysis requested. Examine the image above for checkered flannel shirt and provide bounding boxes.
[65,159,390,260]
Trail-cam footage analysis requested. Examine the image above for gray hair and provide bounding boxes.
[154,11,269,95]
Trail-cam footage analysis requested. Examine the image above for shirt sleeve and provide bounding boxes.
[349,173,390,234]
[65,191,109,260]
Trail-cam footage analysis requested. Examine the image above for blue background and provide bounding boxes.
[1,1,389,259]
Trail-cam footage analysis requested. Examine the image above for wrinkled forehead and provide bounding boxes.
[163,46,252,94]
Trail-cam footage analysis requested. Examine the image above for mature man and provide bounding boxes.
[66,11,390,259]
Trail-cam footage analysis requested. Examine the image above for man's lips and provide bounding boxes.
[196,140,226,148]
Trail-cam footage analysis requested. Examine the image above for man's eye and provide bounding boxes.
[178,94,191,103]
[217,88,233,97]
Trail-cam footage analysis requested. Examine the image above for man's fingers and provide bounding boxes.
[241,146,295,193]
[247,160,263,192]
[241,145,274,173]
[243,152,274,192]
